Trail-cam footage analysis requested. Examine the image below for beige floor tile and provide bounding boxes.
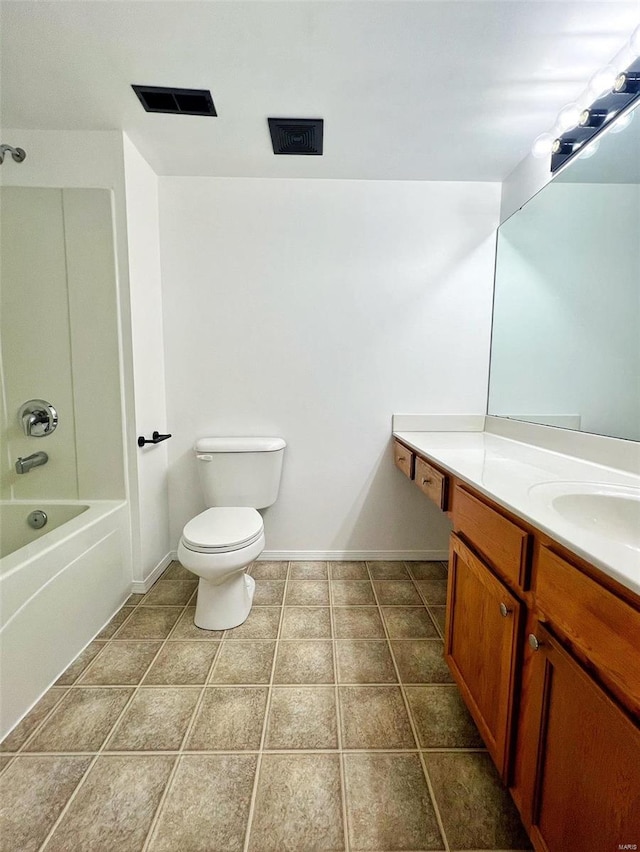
[253,579,286,606]
[373,580,422,605]
[143,641,219,684]
[0,755,91,852]
[280,606,332,638]
[406,685,484,748]
[429,606,447,637]
[95,607,136,640]
[55,642,105,685]
[331,580,375,606]
[330,561,368,580]
[115,607,182,640]
[248,753,344,851]
[285,579,330,606]
[416,576,449,606]
[339,686,415,749]
[125,593,145,606]
[148,754,257,852]
[367,560,409,580]
[289,561,329,579]
[141,578,197,607]
[210,641,276,684]
[333,607,385,639]
[249,561,289,580]
[79,641,162,685]
[45,755,174,852]
[162,561,194,581]
[265,687,338,750]
[391,640,453,684]
[0,756,12,772]
[336,640,397,683]
[106,688,200,751]
[407,561,448,581]
[0,688,67,752]
[344,752,443,850]
[168,607,225,640]
[381,606,439,639]
[226,607,281,640]
[25,688,133,752]
[273,641,335,684]
[424,752,531,850]
[186,687,268,750]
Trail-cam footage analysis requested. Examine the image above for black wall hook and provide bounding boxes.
[138,431,172,447]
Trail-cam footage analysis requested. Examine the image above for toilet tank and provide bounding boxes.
[194,437,286,509]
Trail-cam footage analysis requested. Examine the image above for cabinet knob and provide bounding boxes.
[499,602,512,618]
[528,633,542,651]
[422,477,431,486]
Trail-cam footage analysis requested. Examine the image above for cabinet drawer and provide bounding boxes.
[452,485,529,590]
[393,440,414,480]
[536,545,640,714]
[415,456,447,510]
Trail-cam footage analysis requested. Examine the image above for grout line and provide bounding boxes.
[141,573,231,851]
[241,560,291,852]
[328,563,351,852]
[38,566,194,852]
[368,562,451,852]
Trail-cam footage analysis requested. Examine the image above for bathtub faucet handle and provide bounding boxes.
[15,451,48,474]
[18,399,58,437]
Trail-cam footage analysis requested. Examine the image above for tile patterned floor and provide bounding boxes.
[0,560,532,852]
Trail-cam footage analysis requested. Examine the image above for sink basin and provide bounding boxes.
[528,481,640,550]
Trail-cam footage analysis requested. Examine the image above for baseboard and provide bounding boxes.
[260,550,449,561]
[131,552,174,593]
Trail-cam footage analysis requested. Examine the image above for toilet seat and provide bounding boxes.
[182,507,264,554]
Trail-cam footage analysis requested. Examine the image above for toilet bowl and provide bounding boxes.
[178,507,266,630]
[178,436,286,631]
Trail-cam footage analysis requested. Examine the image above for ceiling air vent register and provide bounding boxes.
[268,118,324,155]
[132,85,217,116]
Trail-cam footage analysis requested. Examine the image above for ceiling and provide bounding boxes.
[1,1,639,180]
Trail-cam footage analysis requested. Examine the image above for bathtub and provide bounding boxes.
[0,500,131,741]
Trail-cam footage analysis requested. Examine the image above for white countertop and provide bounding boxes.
[394,430,640,597]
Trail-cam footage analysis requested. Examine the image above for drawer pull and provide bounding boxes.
[499,602,512,618]
[422,477,431,485]
[398,456,406,462]
[528,633,542,652]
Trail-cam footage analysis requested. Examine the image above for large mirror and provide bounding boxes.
[488,106,640,442]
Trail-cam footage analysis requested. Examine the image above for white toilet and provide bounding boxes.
[177,436,286,630]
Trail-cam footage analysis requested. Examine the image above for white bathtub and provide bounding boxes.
[0,500,131,741]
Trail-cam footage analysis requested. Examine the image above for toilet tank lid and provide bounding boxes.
[194,436,286,453]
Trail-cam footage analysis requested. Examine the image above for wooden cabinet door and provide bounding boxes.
[527,625,640,852]
[445,533,523,780]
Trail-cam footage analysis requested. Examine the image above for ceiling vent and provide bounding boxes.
[132,85,217,116]
[268,118,323,155]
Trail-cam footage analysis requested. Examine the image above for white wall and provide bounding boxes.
[159,177,501,558]
[123,135,171,582]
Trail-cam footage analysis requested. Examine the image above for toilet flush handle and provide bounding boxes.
[196,454,214,461]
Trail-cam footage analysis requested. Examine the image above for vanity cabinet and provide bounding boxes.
[521,624,640,851]
[394,439,640,852]
[446,533,523,779]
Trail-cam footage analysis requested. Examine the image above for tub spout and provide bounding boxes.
[15,451,48,474]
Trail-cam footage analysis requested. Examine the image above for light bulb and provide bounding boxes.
[531,132,554,158]
[630,23,640,57]
[578,140,600,160]
[556,103,582,132]
[587,65,618,99]
[610,109,635,133]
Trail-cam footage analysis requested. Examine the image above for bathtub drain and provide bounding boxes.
[27,510,48,530]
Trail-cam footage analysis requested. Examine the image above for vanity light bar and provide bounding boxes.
[550,55,640,172]
[531,23,640,171]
